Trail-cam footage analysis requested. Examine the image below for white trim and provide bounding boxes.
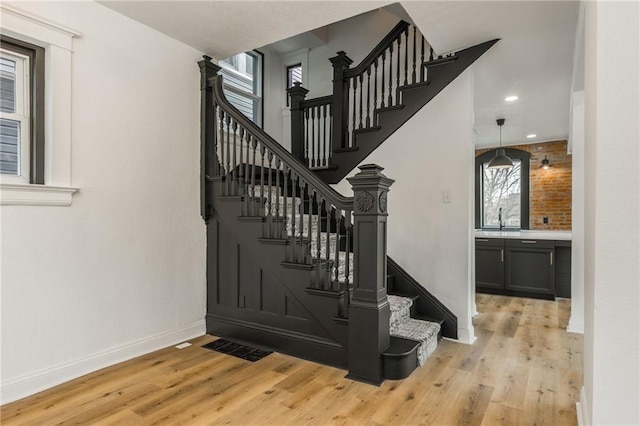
[0,3,79,200]
[567,318,584,334]
[0,320,206,404]
[0,183,78,206]
[444,327,477,345]
[0,4,81,51]
[577,386,590,426]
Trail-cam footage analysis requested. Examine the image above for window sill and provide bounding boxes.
[0,183,78,206]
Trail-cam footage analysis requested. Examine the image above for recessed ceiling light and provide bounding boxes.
[505,95,519,102]
[527,134,537,138]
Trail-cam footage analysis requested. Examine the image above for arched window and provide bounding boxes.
[475,148,530,230]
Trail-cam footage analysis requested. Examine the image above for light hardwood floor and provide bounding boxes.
[1,294,583,425]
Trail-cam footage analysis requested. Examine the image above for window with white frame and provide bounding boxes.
[219,51,263,126]
[0,49,30,180]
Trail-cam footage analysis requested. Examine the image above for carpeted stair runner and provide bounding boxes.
[389,295,440,366]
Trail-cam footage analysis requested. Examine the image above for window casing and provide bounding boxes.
[475,148,530,230]
[0,35,45,184]
[219,51,263,126]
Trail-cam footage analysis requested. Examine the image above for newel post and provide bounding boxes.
[346,164,394,385]
[198,55,221,223]
[287,82,309,162]
[329,51,353,152]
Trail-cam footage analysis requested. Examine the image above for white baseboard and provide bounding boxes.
[0,320,206,405]
[577,386,590,426]
[444,326,477,345]
[567,318,585,334]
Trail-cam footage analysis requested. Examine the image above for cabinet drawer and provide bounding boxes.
[506,239,555,249]
[475,237,505,247]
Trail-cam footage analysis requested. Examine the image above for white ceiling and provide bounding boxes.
[99,0,579,149]
[98,1,388,59]
[402,1,579,147]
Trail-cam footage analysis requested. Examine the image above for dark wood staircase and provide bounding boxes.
[287,21,498,184]
[197,18,490,385]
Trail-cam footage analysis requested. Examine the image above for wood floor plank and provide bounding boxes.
[1,295,583,425]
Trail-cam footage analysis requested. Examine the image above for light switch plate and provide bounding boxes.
[442,190,452,203]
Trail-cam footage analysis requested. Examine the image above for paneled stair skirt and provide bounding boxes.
[389,295,440,366]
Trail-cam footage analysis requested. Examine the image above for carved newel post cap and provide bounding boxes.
[347,164,394,188]
[286,81,309,96]
[201,54,213,62]
[329,51,354,66]
[357,164,385,174]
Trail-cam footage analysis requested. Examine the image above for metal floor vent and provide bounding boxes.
[202,339,272,362]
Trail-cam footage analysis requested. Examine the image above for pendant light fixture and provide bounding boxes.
[487,118,514,169]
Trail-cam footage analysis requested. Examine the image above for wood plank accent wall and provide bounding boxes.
[477,140,572,230]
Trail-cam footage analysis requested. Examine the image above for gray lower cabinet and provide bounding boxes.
[475,238,505,289]
[476,237,568,300]
[505,239,555,298]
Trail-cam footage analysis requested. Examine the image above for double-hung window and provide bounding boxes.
[219,51,263,126]
[285,63,302,106]
[0,50,29,178]
[0,35,45,184]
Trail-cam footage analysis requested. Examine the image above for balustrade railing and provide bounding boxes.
[288,21,432,166]
[207,66,354,293]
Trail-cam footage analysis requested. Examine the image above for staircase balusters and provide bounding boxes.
[373,59,378,122]
[404,27,409,86]
[396,35,401,102]
[321,105,327,167]
[250,137,257,215]
[275,158,281,229]
[381,51,386,109]
[239,127,245,197]
[388,40,394,107]
[334,212,342,283]
[315,193,322,288]
[232,120,238,195]
[324,201,331,284]
[282,165,289,239]
[310,107,316,167]
[298,179,305,255]
[267,152,273,223]
[305,108,310,166]
[344,210,352,287]
[420,37,425,82]
[352,77,357,140]
[244,133,250,199]
[412,26,417,84]
[225,114,231,195]
[358,74,363,129]
[259,144,265,216]
[290,172,297,253]
[365,66,371,128]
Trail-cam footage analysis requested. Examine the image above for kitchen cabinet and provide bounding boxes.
[505,239,555,298]
[475,238,505,290]
[475,236,570,300]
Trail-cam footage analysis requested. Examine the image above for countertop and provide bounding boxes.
[474,230,572,241]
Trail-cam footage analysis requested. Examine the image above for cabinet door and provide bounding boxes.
[475,239,505,290]
[505,240,555,296]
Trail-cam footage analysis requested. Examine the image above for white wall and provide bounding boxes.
[334,70,477,343]
[582,1,640,424]
[1,2,206,403]
[568,90,585,334]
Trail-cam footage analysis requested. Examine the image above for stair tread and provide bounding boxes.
[412,314,445,325]
[388,291,420,302]
[383,336,421,357]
